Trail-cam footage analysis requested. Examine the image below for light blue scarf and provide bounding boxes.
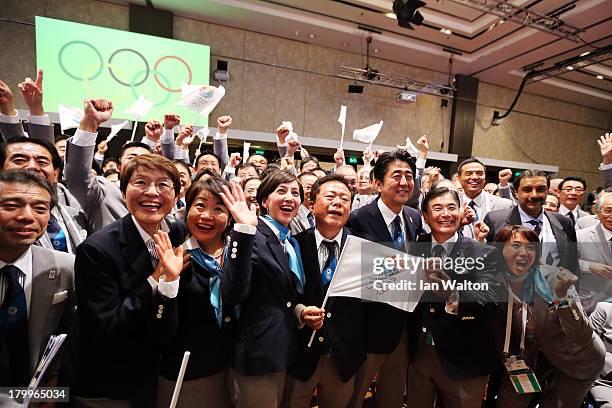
[503,265,553,304]
[262,215,305,294]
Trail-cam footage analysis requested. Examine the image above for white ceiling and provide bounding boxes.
[122,0,612,112]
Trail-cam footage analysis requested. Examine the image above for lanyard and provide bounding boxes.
[503,288,528,355]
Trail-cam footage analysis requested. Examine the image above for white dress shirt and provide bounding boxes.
[314,228,343,274]
[377,198,407,246]
[0,247,33,314]
[518,206,560,266]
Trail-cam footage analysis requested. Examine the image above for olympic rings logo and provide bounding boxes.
[57,41,193,106]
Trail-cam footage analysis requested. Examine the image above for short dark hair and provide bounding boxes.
[559,176,587,191]
[54,134,71,143]
[0,170,57,209]
[298,171,319,183]
[421,186,460,214]
[457,158,486,176]
[103,169,119,178]
[309,174,350,203]
[259,164,282,180]
[513,169,550,190]
[236,163,260,176]
[0,136,62,170]
[184,176,231,240]
[119,141,152,161]
[173,159,192,177]
[102,157,119,167]
[195,150,221,169]
[193,167,218,182]
[119,154,180,196]
[300,156,319,171]
[256,170,299,214]
[372,150,416,182]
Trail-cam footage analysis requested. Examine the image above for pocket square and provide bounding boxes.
[52,290,68,305]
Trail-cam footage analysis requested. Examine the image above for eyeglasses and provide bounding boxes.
[129,177,174,193]
[561,187,584,193]
[601,208,612,216]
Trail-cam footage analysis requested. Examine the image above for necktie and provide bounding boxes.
[392,216,405,251]
[146,240,159,269]
[188,248,225,327]
[321,240,338,286]
[307,212,315,229]
[468,200,479,221]
[567,211,575,225]
[432,244,446,259]
[0,265,30,386]
[47,215,68,252]
[177,199,185,209]
[263,216,305,294]
[527,220,542,236]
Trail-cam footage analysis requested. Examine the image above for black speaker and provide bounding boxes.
[217,60,228,71]
[348,84,364,93]
[129,4,173,38]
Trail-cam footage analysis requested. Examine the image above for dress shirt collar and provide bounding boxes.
[431,232,458,256]
[559,204,579,219]
[131,215,169,244]
[601,224,612,241]
[518,205,544,225]
[462,190,485,207]
[377,197,403,228]
[314,228,343,251]
[0,247,32,276]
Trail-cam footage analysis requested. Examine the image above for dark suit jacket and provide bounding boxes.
[483,206,578,273]
[221,220,301,375]
[159,258,234,381]
[347,198,424,354]
[412,234,504,379]
[64,215,186,399]
[289,227,366,382]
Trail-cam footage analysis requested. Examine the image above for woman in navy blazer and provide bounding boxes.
[157,176,235,408]
[220,170,305,408]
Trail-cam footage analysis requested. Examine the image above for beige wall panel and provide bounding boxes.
[209,58,244,130]
[241,62,275,132]
[0,23,36,110]
[208,23,245,60]
[173,16,210,45]
[273,69,307,135]
[0,0,45,23]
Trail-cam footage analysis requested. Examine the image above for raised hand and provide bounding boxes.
[301,306,325,330]
[0,80,16,116]
[280,156,294,171]
[219,182,258,227]
[334,148,345,167]
[96,140,108,155]
[498,168,512,187]
[287,139,301,156]
[217,115,233,133]
[461,203,476,225]
[416,135,429,158]
[176,125,194,147]
[554,268,578,298]
[229,152,242,168]
[275,124,290,144]
[80,98,113,133]
[363,149,373,165]
[164,113,181,130]
[373,149,384,163]
[144,119,163,142]
[18,69,44,116]
[598,133,612,165]
[154,231,185,282]
[473,220,489,242]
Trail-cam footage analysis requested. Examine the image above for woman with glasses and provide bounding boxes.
[493,225,605,407]
[219,171,305,408]
[157,176,235,408]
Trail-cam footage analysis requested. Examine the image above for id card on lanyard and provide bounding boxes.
[503,289,542,394]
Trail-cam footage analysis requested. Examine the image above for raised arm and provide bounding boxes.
[598,133,612,189]
[214,115,232,171]
[0,79,26,140]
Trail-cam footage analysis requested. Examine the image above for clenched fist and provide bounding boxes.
[80,98,113,132]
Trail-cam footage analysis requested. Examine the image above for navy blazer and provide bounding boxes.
[159,257,235,381]
[64,215,186,399]
[221,219,301,375]
[289,227,366,383]
[347,198,424,354]
[412,234,504,379]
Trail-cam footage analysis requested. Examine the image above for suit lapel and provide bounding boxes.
[28,246,59,371]
[258,220,294,291]
[303,230,325,303]
[365,200,393,242]
[594,224,612,264]
[546,212,567,254]
[402,207,417,241]
[506,206,522,226]
[119,216,154,282]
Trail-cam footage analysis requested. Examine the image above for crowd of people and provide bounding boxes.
[0,70,611,408]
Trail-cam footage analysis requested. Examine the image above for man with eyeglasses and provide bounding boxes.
[64,154,187,407]
[558,177,590,225]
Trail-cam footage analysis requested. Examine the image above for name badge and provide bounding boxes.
[48,269,57,280]
[505,355,541,394]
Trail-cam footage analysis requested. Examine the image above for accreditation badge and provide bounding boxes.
[504,355,542,394]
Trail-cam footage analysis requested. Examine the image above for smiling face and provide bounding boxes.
[598,195,612,232]
[244,178,261,213]
[237,165,258,180]
[517,176,548,217]
[503,233,537,277]
[543,194,560,212]
[559,180,585,211]
[3,142,59,185]
[187,189,229,247]
[196,154,220,174]
[0,181,51,257]
[262,181,301,227]
[375,160,414,212]
[248,154,268,171]
[422,192,461,241]
[123,168,177,232]
[459,162,486,199]
[175,163,192,199]
[312,181,351,232]
[299,174,318,209]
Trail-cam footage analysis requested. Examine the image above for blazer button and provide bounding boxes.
[224,317,231,323]
[231,254,237,259]
[156,314,162,319]
[158,304,164,310]
[233,241,238,247]
[429,308,435,313]
[326,312,331,318]
[318,336,324,342]
[422,327,427,333]
[232,248,238,254]
[286,301,292,308]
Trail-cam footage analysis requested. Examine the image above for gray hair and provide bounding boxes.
[595,192,612,213]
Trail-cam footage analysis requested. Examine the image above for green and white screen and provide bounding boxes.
[35,16,210,123]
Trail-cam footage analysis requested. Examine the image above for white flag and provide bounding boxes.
[397,136,420,157]
[106,120,128,142]
[58,105,83,132]
[338,105,347,148]
[195,127,209,144]
[353,120,383,144]
[327,235,425,312]
[122,95,154,118]
[243,141,251,162]
[176,84,225,117]
[281,121,298,142]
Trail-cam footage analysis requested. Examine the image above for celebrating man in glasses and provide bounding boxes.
[65,153,187,407]
[558,176,590,225]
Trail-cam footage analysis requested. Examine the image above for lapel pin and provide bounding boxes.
[8,306,18,315]
[48,269,57,280]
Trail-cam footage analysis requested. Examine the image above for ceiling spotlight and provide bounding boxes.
[392,0,426,30]
[580,51,591,57]
[440,28,452,35]
[294,30,299,36]
[373,48,380,53]
[597,75,604,80]
[566,66,574,70]
[385,12,397,19]
[308,33,315,39]
[341,41,348,47]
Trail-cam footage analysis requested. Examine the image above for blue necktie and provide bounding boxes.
[263,216,305,294]
[188,248,224,327]
[0,265,30,386]
[321,240,337,286]
[468,200,479,221]
[47,215,68,252]
[307,212,315,229]
[392,216,405,251]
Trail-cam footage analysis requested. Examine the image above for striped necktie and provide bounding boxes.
[145,240,159,269]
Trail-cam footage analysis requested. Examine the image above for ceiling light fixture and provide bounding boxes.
[341,42,348,47]
[373,48,380,53]
[580,51,591,57]
[566,66,574,70]
[597,75,604,80]
[440,28,452,35]
[294,30,299,36]
[308,33,315,39]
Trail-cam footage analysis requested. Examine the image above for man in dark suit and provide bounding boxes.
[65,153,187,407]
[347,150,424,408]
[484,169,578,273]
[407,186,502,407]
[284,174,365,408]
[0,171,74,387]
